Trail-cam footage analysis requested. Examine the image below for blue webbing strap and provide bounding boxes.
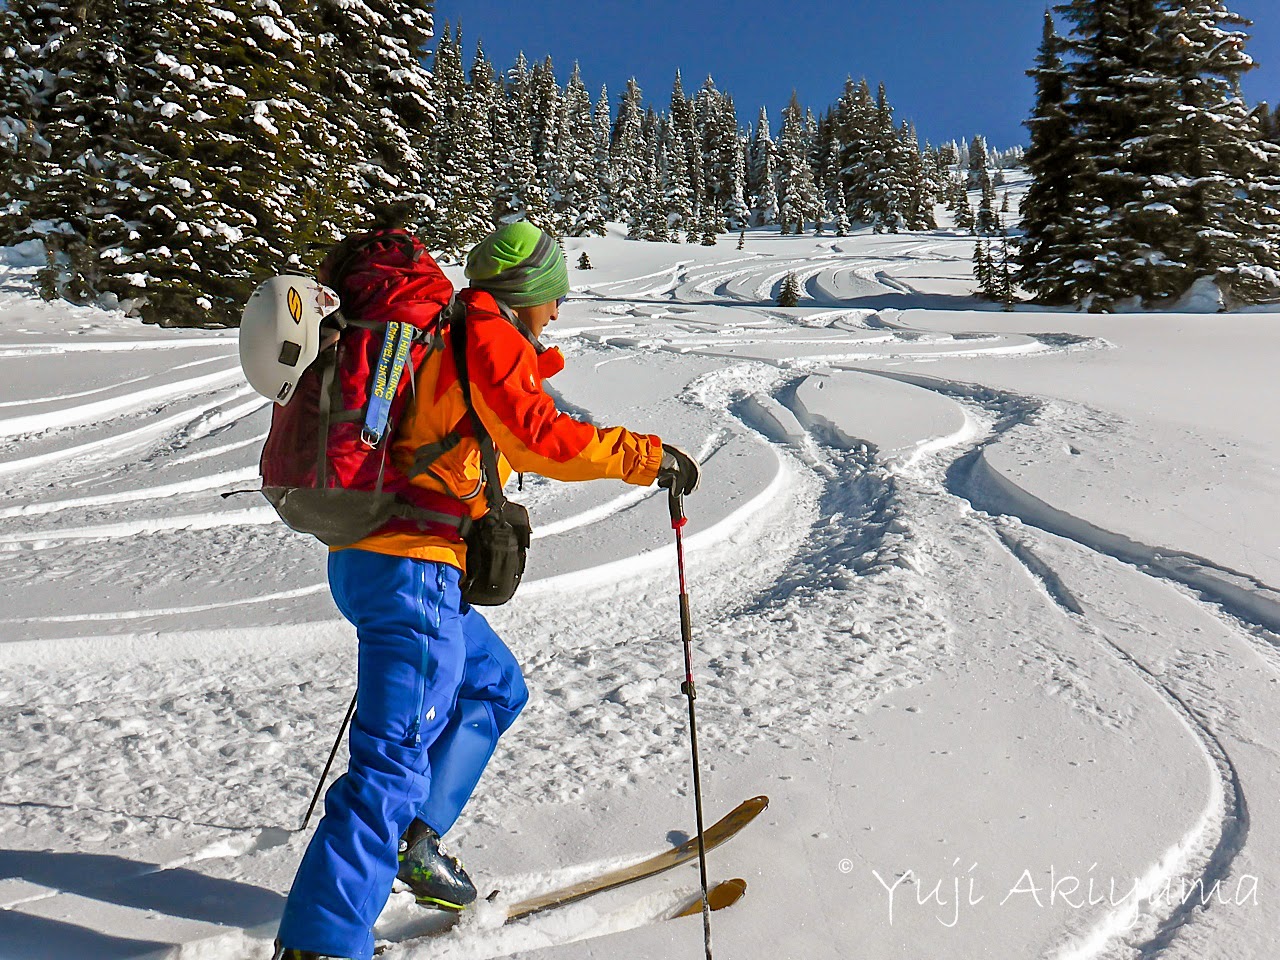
[361,320,414,448]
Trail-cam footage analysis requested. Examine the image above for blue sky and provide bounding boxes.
[434,0,1278,149]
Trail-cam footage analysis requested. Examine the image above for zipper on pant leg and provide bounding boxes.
[407,563,445,747]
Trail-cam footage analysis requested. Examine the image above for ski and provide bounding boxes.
[671,877,748,918]
[374,795,767,953]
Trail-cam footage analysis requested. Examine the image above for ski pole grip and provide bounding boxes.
[668,487,686,528]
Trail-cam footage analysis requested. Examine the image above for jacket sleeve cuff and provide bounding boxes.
[632,434,664,486]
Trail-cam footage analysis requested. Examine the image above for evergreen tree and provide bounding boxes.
[749,107,779,226]
[778,96,819,234]
[610,78,646,224]
[1154,1,1280,302]
[900,123,937,230]
[966,134,990,188]
[670,70,702,209]
[865,84,908,233]
[560,62,605,236]
[592,85,615,221]
[996,234,1017,309]
[1017,11,1080,302]
[99,0,343,323]
[450,51,498,250]
[319,0,438,216]
[836,77,877,222]
[577,251,593,269]
[974,241,993,294]
[1051,0,1181,309]
[423,22,468,250]
[949,175,976,233]
[976,168,1000,235]
[777,271,801,306]
[662,118,694,239]
[496,52,550,227]
[530,55,565,234]
[0,4,50,245]
[467,42,503,229]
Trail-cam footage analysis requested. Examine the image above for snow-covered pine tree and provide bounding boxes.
[466,43,503,226]
[777,271,801,306]
[670,71,703,208]
[974,240,993,295]
[966,134,990,188]
[778,96,819,234]
[900,123,937,230]
[748,107,779,226]
[836,77,877,223]
[495,52,550,228]
[610,78,646,226]
[996,234,1017,309]
[662,118,694,240]
[99,0,338,324]
[641,131,669,242]
[728,125,751,230]
[950,175,976,233]
[920,141,948,205]
[1152,1,1280,303]
[1017,11,1080,304]
[560,62,604,237]
[317,0,438,219]
[865,84,909,233]
[822,148,843,232]
[16,0,137,301]
[976,168,1000,235]
[592,85,614,222]
[938,140,959,170]
[694,77,732,236]
[423,22,468,252]
[450,49,498,251]
[0,1,63,246]
[1051,0,1180,310]
[530,55,566,235]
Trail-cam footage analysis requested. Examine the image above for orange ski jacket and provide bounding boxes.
[343,287,664,569]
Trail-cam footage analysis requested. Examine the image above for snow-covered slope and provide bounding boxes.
[2,179,1279,960]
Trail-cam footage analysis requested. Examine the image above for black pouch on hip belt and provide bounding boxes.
[451,309,531,606]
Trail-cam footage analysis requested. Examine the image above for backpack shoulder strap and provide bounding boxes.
[449,305,506,513]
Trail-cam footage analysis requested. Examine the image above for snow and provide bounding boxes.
[1,178,1279,960]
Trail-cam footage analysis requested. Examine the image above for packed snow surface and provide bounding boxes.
[2,177,1279,960]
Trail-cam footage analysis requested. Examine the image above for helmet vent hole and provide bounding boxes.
[278,341,302,366]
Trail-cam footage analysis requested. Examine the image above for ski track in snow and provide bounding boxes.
[2,185,1278,959]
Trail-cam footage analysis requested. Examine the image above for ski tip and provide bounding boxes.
[672,877,749,918]
[710,878,748,910]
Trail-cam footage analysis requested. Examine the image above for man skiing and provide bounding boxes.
[272,220,701,960]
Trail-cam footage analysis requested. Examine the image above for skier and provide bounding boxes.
[272,220,701,960]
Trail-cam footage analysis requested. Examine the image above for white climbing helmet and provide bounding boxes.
[239,275,341,405]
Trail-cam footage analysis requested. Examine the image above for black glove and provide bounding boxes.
[656,443,700,496]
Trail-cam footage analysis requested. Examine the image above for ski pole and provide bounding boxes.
[668,488,714,960]
[301,690,357,832]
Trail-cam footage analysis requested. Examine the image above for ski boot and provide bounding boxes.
[271,942,352,960]
[396,818,477,910]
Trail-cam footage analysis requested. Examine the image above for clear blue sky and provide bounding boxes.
[434,0,1278,149]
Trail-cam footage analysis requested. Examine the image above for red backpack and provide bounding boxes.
[256,230,472,546]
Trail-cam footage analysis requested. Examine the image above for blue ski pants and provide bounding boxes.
[277,549,528,960]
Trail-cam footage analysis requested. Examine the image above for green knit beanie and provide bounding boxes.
[465,221,570,308]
